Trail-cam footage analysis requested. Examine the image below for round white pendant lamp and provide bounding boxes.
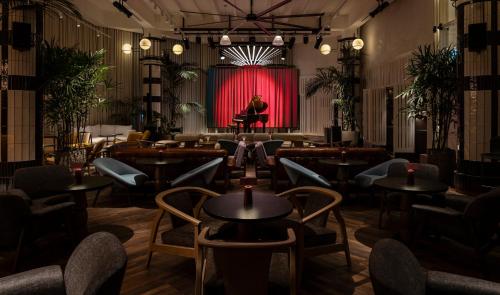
[139,37,152,50]
[172,44,184,55]
[122,43,132,54]
[352,38,364,50]
[320,44,331,55]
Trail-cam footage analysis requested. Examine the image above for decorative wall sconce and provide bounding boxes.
[320,44,331,55]
[172,43,183,55]
[122,43,132,54]
[352,38,364,50]
[139,37,152,50]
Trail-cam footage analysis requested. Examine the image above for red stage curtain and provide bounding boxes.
[209,66,299,128]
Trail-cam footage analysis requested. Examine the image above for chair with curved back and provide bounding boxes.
[84,139,106,175]
[146,187,226,268]
[378,162,440,228]
[219,140,246,186]
[93,157,148,188]
[369,238,500,295]
[280,158,331,188]
[218,139,239,155]
[0,232,128,295]
[275,186,351,268]
[195,227,297,295]
[171,157,224,187]
[354,158,409,189]
[412,187,500,269]
[0,192,30,272]
[262,139,284,156]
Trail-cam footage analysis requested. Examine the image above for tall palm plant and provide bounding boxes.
[399,45,458,151]
[161,53,204,130]
[306,66,356,131]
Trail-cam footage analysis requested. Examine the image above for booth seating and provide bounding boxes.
[274,147,391,191]
[85,124,135,143]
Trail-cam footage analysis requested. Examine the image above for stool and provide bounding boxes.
[228,123,237,134]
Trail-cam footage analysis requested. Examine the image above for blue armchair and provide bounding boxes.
[171,158,223,187]
[93,158,148,188]
[262,140,284,156]
[279,158,331,188]
[354,158,409,188]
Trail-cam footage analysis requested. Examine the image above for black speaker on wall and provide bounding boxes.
[468,23,487,52]
[12,22,32,51]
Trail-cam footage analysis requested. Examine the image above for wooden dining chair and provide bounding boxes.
[195,227,297,295]
[146,187,225,267]
[275,186,351,273]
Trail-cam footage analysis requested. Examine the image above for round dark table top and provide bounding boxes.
[203,191,293,223]
[66,176,114,192]
[374,177,448,194]
[135,158,184,166]
[319,159,368,167]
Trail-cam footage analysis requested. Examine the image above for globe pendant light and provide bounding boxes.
[139,37,152,50]
[320,44,331,55]
[272,30,284,46]
[352,38,364,50]
[172,43,183,55]
[220,30,231,46]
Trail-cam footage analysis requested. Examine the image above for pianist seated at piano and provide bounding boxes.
[233,95,269,133]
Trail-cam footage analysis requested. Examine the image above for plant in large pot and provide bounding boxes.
[41,43,108,166]
[399,45,458,184]
[305,66,358,143]
[157,53,204,139]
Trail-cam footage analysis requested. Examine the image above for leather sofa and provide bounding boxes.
[110,147,228,185]
[274,147,391,190]
[85,124,135,143]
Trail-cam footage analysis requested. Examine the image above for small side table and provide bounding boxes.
[319,159,368,196]
[136,158,184,191]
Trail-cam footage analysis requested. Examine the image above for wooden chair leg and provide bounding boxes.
[146,251,153,268]
[12,228,25,273]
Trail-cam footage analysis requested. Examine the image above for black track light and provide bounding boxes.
[303,35,309,44]
[288,37,295,49]
[113,1,133,18]
[183,38,190,50]
[314,35,323,49]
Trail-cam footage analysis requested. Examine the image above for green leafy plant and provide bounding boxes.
[41,42,109,152]
[306,66,357,131]
[399,45,458,151]
[160,53,204,132]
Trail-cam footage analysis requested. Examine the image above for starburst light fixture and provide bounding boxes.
[222,45,282,66]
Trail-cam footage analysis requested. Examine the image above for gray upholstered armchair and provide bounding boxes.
[0,232,128,295]
[369,238,500,295]
[412,188,500,267]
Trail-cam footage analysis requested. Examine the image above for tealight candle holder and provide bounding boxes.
[341,150,347,163]
[407,168,415,185]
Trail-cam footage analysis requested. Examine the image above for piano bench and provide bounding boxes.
[227,124,238,134]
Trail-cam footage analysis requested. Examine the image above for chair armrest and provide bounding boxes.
[427,270,500,295]
[0,265,65,295]
[444,193,471,212]
[7,189,32,205]
[31,201,75,217]
[412,204,463,217]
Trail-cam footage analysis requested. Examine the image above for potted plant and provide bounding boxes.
[158,53,204,139]
[41,43,109,166]
[399,45,458,184]
[305,66,358,143]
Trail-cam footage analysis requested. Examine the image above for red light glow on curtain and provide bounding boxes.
[211,66,298,128]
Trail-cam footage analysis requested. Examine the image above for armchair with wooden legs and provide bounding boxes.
[146,187,225,267]
[275,186,351,276]
[195,227,297,295]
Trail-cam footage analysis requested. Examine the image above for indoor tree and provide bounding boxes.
[399,45,458,151]
[305,66,357,131]
[160,53,204,136]
[41,42,109,163]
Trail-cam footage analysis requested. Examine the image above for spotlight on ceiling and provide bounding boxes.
[281,49,287,60]
[113,1,133,18]
[288,37,296,49]
[303,35,309,44]
[272,30,284,46]
[369,0,390,18]
[195,36,201,44]
[139,37,151,50]
[314,35,323,49]
[219,49,225,60]
[208,36,216,49]
[183,37,190,50]
[220,30,231,46]
[172,43,183,55]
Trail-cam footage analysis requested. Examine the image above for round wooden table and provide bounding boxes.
[203,190,293,240]
[64,176,114,240]
[319,159,368,197]
[374,176,448,242]
[136,158,184,191]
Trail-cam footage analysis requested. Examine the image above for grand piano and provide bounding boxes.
[233,95,269,133]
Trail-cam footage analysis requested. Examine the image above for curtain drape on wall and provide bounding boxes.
[206,66,299,128]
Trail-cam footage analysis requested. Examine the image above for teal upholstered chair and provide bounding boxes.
[279,158,331,188]
[93,158,148,188]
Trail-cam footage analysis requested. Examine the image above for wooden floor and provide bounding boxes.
[2,180,499,295]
